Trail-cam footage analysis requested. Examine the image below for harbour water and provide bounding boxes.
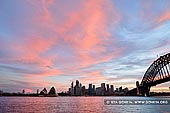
[0,96,170,113]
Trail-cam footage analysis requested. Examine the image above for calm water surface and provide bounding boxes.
[0,96,170,113]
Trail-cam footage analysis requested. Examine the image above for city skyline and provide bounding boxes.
[0,0,170,93]
[1,79,128,96]
[68,80,118,96]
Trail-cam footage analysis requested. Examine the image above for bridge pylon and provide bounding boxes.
[140,86,150,96]
[136,81,150,96]
[136,81,141,95]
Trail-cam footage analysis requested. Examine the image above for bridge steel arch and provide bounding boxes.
[130,53,170,96]
[141,53,170,85]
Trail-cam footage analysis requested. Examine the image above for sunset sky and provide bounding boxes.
[0,0,170,93]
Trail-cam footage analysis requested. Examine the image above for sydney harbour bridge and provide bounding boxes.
[127,53,170,96]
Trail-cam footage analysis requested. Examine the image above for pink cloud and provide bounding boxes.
[20,76,67,92]
[0,0,124,91]
[22,0,123,70]
[79,71,107,85]
[158,11,170,23]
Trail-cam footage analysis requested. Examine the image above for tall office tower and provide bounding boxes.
[88,84,93,96]
[75,80,81,96]
[74,86,76,95]
[74,80,79,96]
[110,85,114,94]
[101,83,106,95]
[71,81,74,96]
[92,85,95,95]
[119,86,122,92]
[80,83,82,95]
[82,86,86,96]
[22,89,25,94]
[106,84,109,92]
[71,81,74,88]
[76,80,79,87]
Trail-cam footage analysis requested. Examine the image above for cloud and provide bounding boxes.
[0,64,62,76]
[159,13,170,22]
[158,7,170,23]
[79,71,107,85]
[1,0,170,92]
[11,0,124,71]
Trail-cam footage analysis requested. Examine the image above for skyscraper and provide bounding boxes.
[119,86,122,92]
[92,85,95,96]
[76,80,79,87]
[82,86,86,96]
[80,83,82,95]
[106,84,109,92]
[71,81,74,96]
[88,84,92,96]
[22,89,25,94]
[101,83,106,95]
[74,80,82,96]
[96,87,102,96]
[110,85,114,94]
[106,84,109,95]
[71,81,74,88]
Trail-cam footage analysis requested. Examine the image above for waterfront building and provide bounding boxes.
[96,87,102,95]
[106,84,109,92]
[76,80,79,87]
[68,88,71,95]
[40,88,48,95]
[48,86,58,97]
[80,83,82,95]
[93,85,96,95]
[88,84,93,96]
[22,89,25,94]
[37,89,39,95]
[85,89,89,96]
[101,83,106,95]
[119,86,123,92]
[123,87,129,93]
[74,86,78,95]
[70,81,74,96]
[115,88,119,92]
[71,81,74,88]
[73,80,82,96]
[82,86,86,96]
[110,85,114,93]
[73,85,76,95]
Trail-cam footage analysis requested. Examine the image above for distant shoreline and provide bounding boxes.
[1,91,170,97]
